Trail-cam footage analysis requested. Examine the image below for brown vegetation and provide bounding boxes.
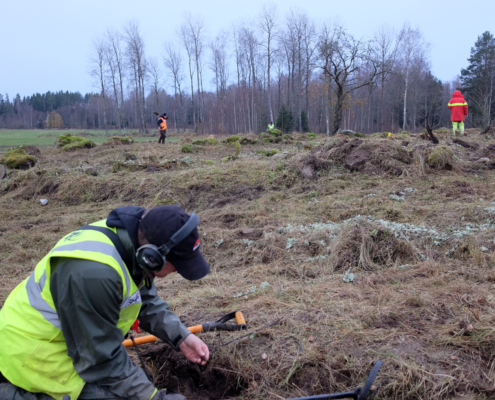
[3,132,495,399]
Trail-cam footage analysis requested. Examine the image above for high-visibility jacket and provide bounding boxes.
[268,124,274,130]
[158,117,167,131]
[448,90,468,121]
[0,220,142,400]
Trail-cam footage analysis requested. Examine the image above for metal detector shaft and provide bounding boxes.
[285,392,360,400]
[284,360,382,400]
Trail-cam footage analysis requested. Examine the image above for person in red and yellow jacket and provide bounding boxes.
[448,90,468,136]
[157,113,168,144]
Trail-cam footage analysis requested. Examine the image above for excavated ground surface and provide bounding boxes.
[2,130,495,399]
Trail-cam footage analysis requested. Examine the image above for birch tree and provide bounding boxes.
[259,4,277,125]
[89,37,108,134]
[163,43,185,131]
[399,24,427,131]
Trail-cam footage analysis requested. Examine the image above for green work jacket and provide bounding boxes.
[0,221,145,400]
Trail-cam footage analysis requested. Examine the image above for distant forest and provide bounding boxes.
[1,8,494,134]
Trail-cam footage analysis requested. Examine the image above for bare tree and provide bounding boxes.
[105,28,126,134]
[399,24,428,131]
[148,57,162,113]
[319,27,382,135]
[89,36,108,134]
[209,32,230,132]
[184,12,206,129]
[373,25,401,131]
[259,4,277,125]
[163,43,185,132]
[124,20,147,133]
[179,22,197,129]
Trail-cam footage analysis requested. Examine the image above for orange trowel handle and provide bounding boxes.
[122,311,246,348]
[235,311,246,326]
[122,324,203,348]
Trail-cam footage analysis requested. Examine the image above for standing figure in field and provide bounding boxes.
[267,122,274,132]
[158,113,168,144]
[448,90,468,136]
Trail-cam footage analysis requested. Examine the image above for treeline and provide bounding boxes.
[1,8,494,134]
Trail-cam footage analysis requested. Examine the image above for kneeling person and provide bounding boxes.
[0,205,210,400]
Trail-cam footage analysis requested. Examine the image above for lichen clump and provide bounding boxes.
[0,147,37,169]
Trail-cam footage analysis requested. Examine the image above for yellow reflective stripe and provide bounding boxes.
[148,388,158,400]
[448,102,467,106]
[26,271,62,329]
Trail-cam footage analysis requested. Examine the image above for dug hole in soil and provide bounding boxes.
[140,343,247,400]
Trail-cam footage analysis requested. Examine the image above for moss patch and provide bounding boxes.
[56,133,85,147]
[61,139,96,152]
[259,149,280,157]
[225,135,240,144]
[181,144,195,153]
[0,147,37,169]
[193,138,218,146]
[428,146,455,170]
[260,131,293,144]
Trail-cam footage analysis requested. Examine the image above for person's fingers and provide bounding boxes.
[202,344,210,361]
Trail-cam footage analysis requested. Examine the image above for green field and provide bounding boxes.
[0,129,180,147]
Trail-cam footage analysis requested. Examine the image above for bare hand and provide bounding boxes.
[179,335,209,365]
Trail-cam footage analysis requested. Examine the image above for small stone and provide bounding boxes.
[239,228,263,238]
[82,166,97,176]
[261,353,267,360]
[308,336,315,343]
[466,324,474,331]
[301,165,314,179]
[181,156,192,165]
[40,199,48,206]
[271,153,288,160]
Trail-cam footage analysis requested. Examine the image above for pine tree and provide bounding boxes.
[301,110,309,132]
[461,31,495,127]
[276,105,294,133]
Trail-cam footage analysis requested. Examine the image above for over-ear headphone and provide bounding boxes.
[136,213,200,271]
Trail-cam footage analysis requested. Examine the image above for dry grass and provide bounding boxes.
[3,131,495,399]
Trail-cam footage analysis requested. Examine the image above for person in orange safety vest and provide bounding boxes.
[157,113,168,144]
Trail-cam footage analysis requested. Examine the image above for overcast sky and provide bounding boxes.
[1,0,494,99]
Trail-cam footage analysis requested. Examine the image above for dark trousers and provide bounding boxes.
[158,130,166,144]
[0,373,126,400]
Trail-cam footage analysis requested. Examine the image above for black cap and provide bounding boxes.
[138,205,210,281]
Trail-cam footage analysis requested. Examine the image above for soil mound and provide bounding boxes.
[140,343,246,400]
[329,220,418,271]
[296,139,412,176]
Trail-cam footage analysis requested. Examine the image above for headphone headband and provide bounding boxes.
[136,213,200,273]
[159,213,199,255]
